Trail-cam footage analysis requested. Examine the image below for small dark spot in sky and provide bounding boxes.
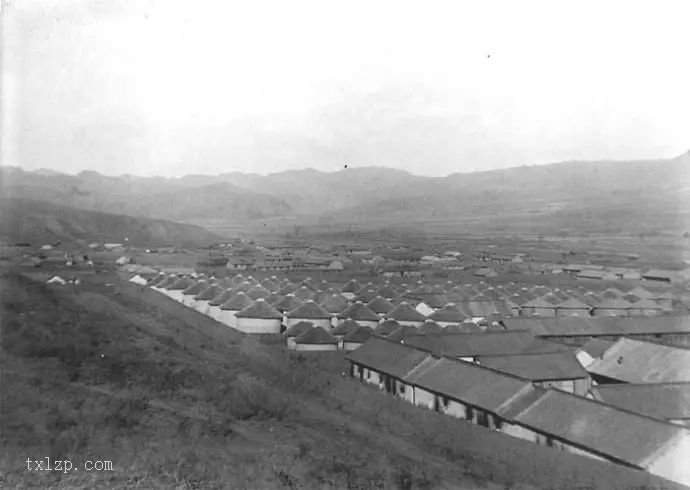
[344,164,348,169]
[487,54,491,58]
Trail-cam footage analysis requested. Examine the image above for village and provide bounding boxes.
[17,232,690,488]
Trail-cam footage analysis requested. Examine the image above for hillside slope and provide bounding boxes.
[0,198,222,246]
[2,270,683,489]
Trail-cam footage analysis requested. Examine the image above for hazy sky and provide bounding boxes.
[2,0,689,177]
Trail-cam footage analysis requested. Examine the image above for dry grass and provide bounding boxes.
[1,270,684,490]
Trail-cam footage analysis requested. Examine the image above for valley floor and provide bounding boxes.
[1,267,684,489]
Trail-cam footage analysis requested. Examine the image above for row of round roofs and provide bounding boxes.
[147,273,676,332]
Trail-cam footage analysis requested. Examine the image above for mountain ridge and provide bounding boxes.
[2,151,688,235]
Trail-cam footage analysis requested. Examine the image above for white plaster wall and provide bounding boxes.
[443,399,468,420]
[167,290,184,302]
[208,305,222,321]
[236,317,281,334]
[396,320,423,328]
[353,319,379,329]
[361,368,380,387]
[501,423,539,444]
[295,343,338,351]
[194,300,210,315]
[219,309,238,327]
[181,294,197,307]
[413,387,436,410]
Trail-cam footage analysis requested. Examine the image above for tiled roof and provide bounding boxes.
[319,293,349,314]
[343,325,374,343]
[246,285,272,300]
[272,293,303,312]
[182,280,207,295]
[285,320,314,337]
[338,302,380,321]
[387,325,424,342]
[419,320,443,334]
[168,277,193,290]
[236,298,283,319]
[428,304,467,323]
[388,302,427,322]
[194,284,222,300]
[220,291,253,311]
[503,316,690,337]
[512,389,689,468]
[591,382,690,421]
[331,319,361,336]
[209,289,234,306]
[293,285,317,300]
[366,296,395,314]
[477,351,588,381]
[287,300,332,320]
[410,357,532,413]
[295,326,338,345]
[374,319,401,336]
[402,330,564,358]
[346,337,430,378]
[587,338,690,383]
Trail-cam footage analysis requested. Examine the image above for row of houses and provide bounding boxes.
[561,264,688,283]
[145,271,688,345]
[503,316,690,347]
[284,320,374,351]
[346,337,690,486]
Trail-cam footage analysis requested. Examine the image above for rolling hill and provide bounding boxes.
[0,198,222,247]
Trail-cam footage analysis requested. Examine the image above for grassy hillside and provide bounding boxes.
[0,198,223,247]
[1,269,685,489]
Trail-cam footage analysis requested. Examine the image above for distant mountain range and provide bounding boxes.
[2,151,689,241]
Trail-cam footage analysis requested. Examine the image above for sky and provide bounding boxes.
[2,0,689,177]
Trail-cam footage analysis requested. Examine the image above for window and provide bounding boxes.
[400,385,406,394]
[443,397,450,408]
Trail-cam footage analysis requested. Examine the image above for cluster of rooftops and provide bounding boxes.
[142,270,690,485]
[151,273,679,317]
[346,336,690,486]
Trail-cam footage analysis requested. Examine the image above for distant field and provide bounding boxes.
[2,264,687,489]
